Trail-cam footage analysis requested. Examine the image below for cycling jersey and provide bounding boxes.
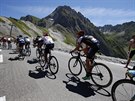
[42,36,54,45]
[24,37,30,43]
[77,35,100,59]
[42,36,54,53]
[78,35,99,48]
[19,38,25,44]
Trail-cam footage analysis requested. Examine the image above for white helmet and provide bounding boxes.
[88,35,94,39]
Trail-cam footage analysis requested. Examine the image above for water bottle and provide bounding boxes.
[128,70,135,79]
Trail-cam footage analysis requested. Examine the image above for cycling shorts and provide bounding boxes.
[45,43,54,53]
[87,44,99,59]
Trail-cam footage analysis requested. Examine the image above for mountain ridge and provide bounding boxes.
[0,5,134,58]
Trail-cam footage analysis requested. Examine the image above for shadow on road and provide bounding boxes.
[28,66,56,79]
[63,73,111,98]
[27,58,39,64]
[8,56,24,61]
[9,50,18,54]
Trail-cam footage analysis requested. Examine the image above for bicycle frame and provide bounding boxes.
[71,51,96,72]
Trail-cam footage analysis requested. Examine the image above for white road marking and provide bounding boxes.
[0,49,3,63]
[0,96,6,101]
[0,54,3,63]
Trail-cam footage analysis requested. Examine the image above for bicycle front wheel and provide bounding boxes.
[36,49,40,59]
[68,56,82,76]
[49,56,59,75]
[111,79,135,101]
[91,63,113,87]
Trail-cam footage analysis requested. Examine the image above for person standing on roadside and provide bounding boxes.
[125,35,135,69]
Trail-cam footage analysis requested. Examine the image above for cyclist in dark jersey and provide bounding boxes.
[17,35,25,56]
[70,30,100,80]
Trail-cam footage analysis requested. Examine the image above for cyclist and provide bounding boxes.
[70,30,100,80]
[24,36,30,49]
[34,35,43,48]
[125,35,135,69]
[17,35,25,56]
[7,37,12,49]
[42,32,54,68]
[1,37,7,49]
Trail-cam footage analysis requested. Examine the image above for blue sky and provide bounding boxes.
[0,0,135,26]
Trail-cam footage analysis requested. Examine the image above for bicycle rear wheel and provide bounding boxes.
[49,56,59,74]
[39,55,46,68]
[111,79,135,101]
[19,49,25,60]
[91,63,113,87]
[26,48,31,56]
[68,56,82,76]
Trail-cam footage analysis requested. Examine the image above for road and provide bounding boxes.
[0,46,127,101]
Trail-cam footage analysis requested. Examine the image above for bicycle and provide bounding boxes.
[36,47,44,59]
[111,68,135,101]
[25,45,31,56]
[68,51,113,88]
[18,47,25,60]
[38,48,59,75]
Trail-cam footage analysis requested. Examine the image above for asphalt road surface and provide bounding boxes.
[0,46,128,101]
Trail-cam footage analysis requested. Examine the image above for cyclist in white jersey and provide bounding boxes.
[42,32,54,67]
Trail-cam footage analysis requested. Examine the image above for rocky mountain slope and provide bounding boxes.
[0,5,134,58]
[98,21,135,58]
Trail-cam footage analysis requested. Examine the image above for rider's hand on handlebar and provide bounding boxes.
[70,50,74,54]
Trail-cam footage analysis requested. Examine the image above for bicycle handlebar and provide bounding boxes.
[70,50,86,57]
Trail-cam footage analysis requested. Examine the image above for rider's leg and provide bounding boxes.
[86,58,93,75]
[82,47,98,80]
[44,53,49,69]
[125,50,135,68]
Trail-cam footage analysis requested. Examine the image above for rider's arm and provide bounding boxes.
[71,43,82,52]
[128,39,134,53]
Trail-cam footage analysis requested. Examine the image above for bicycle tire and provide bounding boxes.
[68,56,82,76]
[39,55,46,68]
[111,79,135,101]
[19,49,25,60]
[36,49,40,59]
[49,56,59,75]
[26,48,31,56]
[91,62,113,87]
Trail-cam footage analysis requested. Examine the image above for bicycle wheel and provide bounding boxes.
[48,56,59,74]
[91,62,113,87]
[26,48,31,56]
[36,49,40,59]
[39,55,46,68]
[111,79,135,101]
[19,49,25,60]
[68,56,82,76]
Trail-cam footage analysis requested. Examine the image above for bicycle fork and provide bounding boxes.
[73,57,80,67]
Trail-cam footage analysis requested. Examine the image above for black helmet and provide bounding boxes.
[19,35,22,37]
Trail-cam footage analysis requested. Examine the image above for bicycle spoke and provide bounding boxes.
[68,56,82,76]
[112,79,135,101]
[49,56,59,74]
[91,63,113,87]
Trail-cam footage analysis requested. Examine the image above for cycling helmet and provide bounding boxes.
[88,35,94,39]
[19,35,22,37]
[43,32,49,36]
[76,30,85,36]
